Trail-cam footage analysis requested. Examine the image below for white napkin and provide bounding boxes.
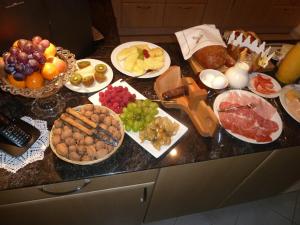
[175,24,226,60]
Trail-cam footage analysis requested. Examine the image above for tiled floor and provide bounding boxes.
[144,191,300,225]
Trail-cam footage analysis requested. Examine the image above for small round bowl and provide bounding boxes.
[199,69,228,90]
[0,47,76,98]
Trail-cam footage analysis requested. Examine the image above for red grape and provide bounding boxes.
[13,72,25,81]
[15,63,25,73]
[28,59,39,70]
[17,52,29,63]
[4,64,15,74]
[23,42,34,54]
[24,64,34,75]
[32,36,42,45]
[40,39,50,48]
[17,39,28,50]
[7,55,17,64]
[9,46,20,56]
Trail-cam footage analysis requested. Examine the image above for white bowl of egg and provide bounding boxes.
[199,69,228,90]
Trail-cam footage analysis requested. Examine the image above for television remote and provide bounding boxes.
[0,113,31,147]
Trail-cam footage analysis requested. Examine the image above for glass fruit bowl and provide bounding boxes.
[0,47,76,98]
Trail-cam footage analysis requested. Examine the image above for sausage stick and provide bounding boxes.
[66,108,97,128]
[60,114,93,135]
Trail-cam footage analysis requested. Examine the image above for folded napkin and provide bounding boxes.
[175,24,226,60]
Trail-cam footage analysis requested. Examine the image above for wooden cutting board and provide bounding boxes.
[154,66,219,137]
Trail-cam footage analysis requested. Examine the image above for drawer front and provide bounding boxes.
[0,169,158,205]
[163,4,205,27]
[121,3,164,27]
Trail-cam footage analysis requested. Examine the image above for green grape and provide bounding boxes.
[125,124,131,131]
[150,102,158,109]
[120,114,126,121]
[121,99,159,132]
[132,122,139,132]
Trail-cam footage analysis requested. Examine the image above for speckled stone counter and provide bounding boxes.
[0,43,299,192]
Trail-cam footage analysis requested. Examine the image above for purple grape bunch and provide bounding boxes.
[2,36,50,81]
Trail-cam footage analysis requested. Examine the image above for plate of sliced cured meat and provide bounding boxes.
[248,73,281,98]
[279,84,300,123]
[213,90,282,144]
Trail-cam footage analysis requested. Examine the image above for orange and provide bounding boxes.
[7,74,26,88]
[41,62,59,80]
[44,43,57,59]
[25,72,44,89]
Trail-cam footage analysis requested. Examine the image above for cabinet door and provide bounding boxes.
[220,147,300,207]
[0,0,50,53]
[263,6,300,32]
[0,183,153,225]
[145,151,270,222]
[163,4,205,27]
[223,0,270,31]
[121,3,164,27]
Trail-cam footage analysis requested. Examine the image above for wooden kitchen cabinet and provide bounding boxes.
[220,147,300,207]
[163,3,205,27]
[113,0,300,41]
[0,170,157,225]
[121,3,164,28]
[144,151,270,222]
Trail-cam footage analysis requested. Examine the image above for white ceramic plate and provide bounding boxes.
[64,59,113,93]
[88,79,188,158]
[213,90,282,144]
[248,72,281,98]
[279,84,300,123]
[111,41,171,79]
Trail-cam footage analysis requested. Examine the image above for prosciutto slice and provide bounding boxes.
[253,74,276,94]
[218,93,279,142]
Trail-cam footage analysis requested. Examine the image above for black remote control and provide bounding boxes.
[0,113,31,147]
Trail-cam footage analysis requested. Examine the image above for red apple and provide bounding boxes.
[47,56,67,73]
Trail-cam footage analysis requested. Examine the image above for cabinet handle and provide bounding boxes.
[137,5,151,9]
[140,187,148,203]
[39,179,91,196]
[5,1,24,9]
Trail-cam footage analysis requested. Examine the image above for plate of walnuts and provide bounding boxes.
[50,104,124,165]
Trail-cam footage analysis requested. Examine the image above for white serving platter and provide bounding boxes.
[89,79,188,158]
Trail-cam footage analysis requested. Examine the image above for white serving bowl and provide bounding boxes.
[199,69,228,90]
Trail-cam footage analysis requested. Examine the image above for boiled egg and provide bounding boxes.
[212,76,227,89]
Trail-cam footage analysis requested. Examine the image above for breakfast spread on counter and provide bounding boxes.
[1,24,300,164]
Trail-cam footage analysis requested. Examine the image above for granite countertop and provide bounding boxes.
[0,43,299,192]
